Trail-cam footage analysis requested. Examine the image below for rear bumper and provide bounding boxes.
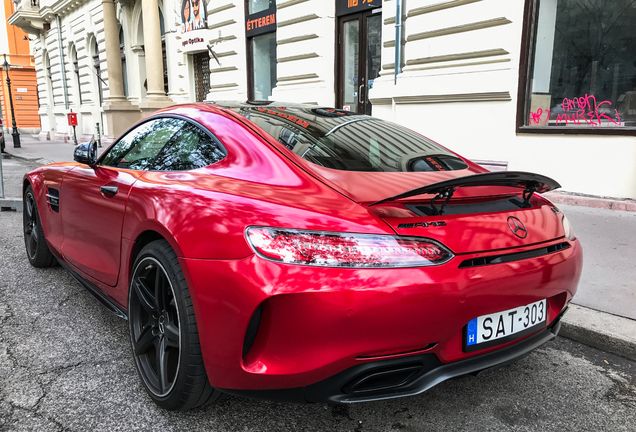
[219,310,565,404]
[181,237,582,392]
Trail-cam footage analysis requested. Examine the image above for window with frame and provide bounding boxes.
[70,45,82,105]
[250,33,277,101]
[520,0,636,132]
[248,0,274,14]
[100,117,226,171]
[246,0,277,101]
[44,52,53,98]
[92,40,103,106]
[119,27,129,98]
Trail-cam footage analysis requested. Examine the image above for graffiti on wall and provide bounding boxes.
[530,94,622,127]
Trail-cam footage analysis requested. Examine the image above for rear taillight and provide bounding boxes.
[562,214,576,241]
[246,227,453,268]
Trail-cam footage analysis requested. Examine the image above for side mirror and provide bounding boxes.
[74,141,98,166]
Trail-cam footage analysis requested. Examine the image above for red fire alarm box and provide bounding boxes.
[67,112,78,126]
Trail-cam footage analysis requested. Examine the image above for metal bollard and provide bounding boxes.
[96,123,102,148]
[0,151,4,199]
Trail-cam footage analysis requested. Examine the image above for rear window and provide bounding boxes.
[233,108,468,172]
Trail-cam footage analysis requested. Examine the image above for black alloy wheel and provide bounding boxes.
[128,240,222,410]
[23,185,56,267]
[129,256,181,397]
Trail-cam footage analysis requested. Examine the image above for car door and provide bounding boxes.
[60,118,183,286]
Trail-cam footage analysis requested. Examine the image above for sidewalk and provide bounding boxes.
[2,135,636,361]
[2,134,105,163]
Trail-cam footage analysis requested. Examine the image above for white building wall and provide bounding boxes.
[30,2,109,141]
[206,0,249,100]
[206,0,337,106]
[370,0,636,199]
[28,0,193,141]
[271,0,336,106]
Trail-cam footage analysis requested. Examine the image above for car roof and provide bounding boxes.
[205,101,373,137]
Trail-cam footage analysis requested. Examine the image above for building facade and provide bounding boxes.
[9,0,212,144]
[1,0,40,137]
[10,0,636,199]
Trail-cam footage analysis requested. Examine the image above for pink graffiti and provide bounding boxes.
[529,108,550,125]
[530,94,622,127]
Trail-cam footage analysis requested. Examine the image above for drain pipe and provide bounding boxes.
[56,15,69,109]
[394,0,403,84]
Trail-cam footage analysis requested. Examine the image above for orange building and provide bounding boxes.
[0,0,40,137]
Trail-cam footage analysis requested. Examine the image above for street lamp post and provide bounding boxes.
[2,55,21,148]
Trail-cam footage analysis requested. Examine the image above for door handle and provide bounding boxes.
[359,84,365,102]
[100,185,118,196]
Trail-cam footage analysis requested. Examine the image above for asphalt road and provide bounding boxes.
[1,156,636,431]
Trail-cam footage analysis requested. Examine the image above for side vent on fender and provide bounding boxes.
[46,188,60,213]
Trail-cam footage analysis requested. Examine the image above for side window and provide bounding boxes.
[101,118,182,170]
[100,117,226,171]
[151,121,226,171]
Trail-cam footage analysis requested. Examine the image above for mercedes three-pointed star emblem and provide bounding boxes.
[507,216,528,239]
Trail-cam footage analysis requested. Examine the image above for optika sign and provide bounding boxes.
[182,37,204,47]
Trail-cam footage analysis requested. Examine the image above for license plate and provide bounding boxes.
[464,299,547,352]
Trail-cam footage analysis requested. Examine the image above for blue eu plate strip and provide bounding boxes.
[466,318,478,346]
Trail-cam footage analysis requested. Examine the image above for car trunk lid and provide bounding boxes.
[302,166,565,254]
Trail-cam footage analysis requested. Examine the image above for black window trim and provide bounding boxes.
[96,114,228,170]
[516,0,636,137]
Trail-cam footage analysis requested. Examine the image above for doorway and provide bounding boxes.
[193,52,210,102]
[337,10,382,114]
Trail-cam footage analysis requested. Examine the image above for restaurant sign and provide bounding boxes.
[245,5,277,37]
[336,0,381,16]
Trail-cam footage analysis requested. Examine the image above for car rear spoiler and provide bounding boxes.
[368,171,561,212]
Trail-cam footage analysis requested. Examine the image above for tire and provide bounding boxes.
[23,185,57,268]
[128,239,222,410]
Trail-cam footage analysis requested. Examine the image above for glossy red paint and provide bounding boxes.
[182,239,581,390]
[61,166,143,286]
[23,102,583,402]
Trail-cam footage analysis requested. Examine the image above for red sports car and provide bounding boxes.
[23,102,582,410]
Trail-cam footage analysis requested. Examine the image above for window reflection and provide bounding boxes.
[236,109,468,172]
[101,118,226,171]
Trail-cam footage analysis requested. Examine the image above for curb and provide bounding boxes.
[0,198,23,212]
[559,304,636,361]
[544,191,636,212]
[2,151,48,163]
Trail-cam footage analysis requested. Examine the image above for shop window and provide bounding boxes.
[245,1,277,101]
[250,33,277,100]
[519,0,636,133]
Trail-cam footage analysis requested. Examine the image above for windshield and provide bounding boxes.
[230,106,468,172]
